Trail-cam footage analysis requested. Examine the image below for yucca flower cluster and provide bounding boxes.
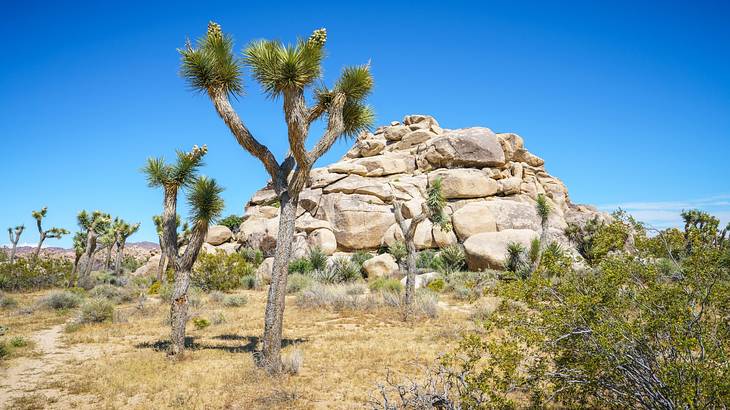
[189,144,208,160]
[308,28,327,47]
[207,21,222,40]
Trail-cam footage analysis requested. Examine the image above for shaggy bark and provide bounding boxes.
[32,231,46,262]
[78,230,98,288]
[393,201,428,321]
[114,241,126,275]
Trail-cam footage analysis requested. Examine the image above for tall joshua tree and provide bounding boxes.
[144,145,224,357]
[180,22,374,372]
[69,231,87,286]
[31,207,69,263]
[7,225,25,264]
[391,178,449,320]
[113,219,140,275]
[76,210,112,288]
[153,214,189,282]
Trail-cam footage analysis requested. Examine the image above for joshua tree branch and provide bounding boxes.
[283,88,309,168]
[209,88,281,179]
[306,93,346,165]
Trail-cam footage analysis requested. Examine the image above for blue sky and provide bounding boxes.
[1,0,729,248]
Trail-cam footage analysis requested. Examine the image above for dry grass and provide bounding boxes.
[1,287,478,409]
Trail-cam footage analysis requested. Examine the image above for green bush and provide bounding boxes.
[0,256,73,291]
[192,317,211,330]
[417,250,438,270]
[0,341,7,359]
[148,281,162,295]
[40,291,83,310]
[239,247,264,267]
[10,336,27,348]
[192,251,255,291]
[223,295,247,307]
[208,290,225,303]
[307,247,328,271]
[240,274,256,290]
[369,277,403,293]
[328,257,362,283]
[0,291,18,309]
[433,244,466,275]
[387,241,407,263]
[350,250,373,273]
[426,277,445,292]
[287,273,313,294]
[444,271,497,301]
[288,257,313,274]
[90,284,134,304]
[79,298,114,323]
[218,214,244,232]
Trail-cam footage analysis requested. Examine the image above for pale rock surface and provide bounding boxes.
[362,253,399,278]
[464,229,539,270]
[452,202,498,241]
[205,225,233,246]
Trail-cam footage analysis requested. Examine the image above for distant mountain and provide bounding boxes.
[7,242,159,261]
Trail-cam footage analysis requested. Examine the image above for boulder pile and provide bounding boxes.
[198,115,607,273]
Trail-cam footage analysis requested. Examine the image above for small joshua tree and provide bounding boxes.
[113,219,140,275]
[391,178,450,320]
[144,145,224,358]
[180,22,374,372]
[76,210,112,288]
[31,207,69,263]
[69,231,87,286]
[534,194,552,269]
[7,225,25,264]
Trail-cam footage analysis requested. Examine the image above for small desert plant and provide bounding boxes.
[296,283,375,311]
[0,341,7,359]
[413,291,439,319]
[211,311,226,325]
[192,251,255,291]
[426,277,445,292]
[0,292,18,309]
[90,284,134,304]
[287,273,313,294]
[433,244,466,275]
[504,242,529,277]
[288,257,313,274]
[369,277,403,293]
[79,298,114,323]
[239,247,264,267]
[329,257,362,283]
[208,290,225,303]
[40,291,83,310]
[416,250,438,270]
[528,237,541,265]
[192,317,211,330]
[223,295,247,307]
[10,336,28,348]
[387,241,407,263]
[282,349,304,375]
[240,274,256,289]
[148,280,162,295]
[445,271,497,301]
[307,247,328,272]
[350,250,374,273]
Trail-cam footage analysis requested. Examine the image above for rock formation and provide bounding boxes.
[197,115,607,272]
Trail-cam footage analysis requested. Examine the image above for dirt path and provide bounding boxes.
[0,324,102,409]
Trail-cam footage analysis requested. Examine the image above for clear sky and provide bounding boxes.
[1,0,729,248]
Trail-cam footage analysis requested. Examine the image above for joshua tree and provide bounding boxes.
[391,178,449,320]
[7,225,24,264]
[533,194,552,270]
[144,145,224,357]
[31,207,69,263]
[76,210,112,288]
[152,214,189,282]
[69,231,87,286]
[99,228,118,271]
[113,219,140,275]
[180,22,374,372]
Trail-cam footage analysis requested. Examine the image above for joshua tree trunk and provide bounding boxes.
[69,252,82,287]
[114,241,126,275]
[105,245,113,270]
[169,221,207,358]
[8,227,23,265]
[393,201,428,321]
[78,231,98,288]
[32,232,47,262]
[261,191,298,372]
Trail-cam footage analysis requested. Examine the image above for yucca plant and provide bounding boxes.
[534,194,552,270]
[6,225,25,264]
[30,207,69,265]
[112,219,140,276]
[180,22,374,372]
[390,178,451,320]
[143,145,224,358]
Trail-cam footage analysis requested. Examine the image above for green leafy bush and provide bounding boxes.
[10,336,27,348]
[433,244,466,275]
[239,247,264,267]
[307,247,328,271]
[218,214,244,232]
[192,317,211,330]
[416,250,437,270]
[240,274,256,290]
[40,291,83,310]
[192,251,255,291]
[387,241,407,263]
[0,256,73,291]
[350,250,373,273]
[327,257,361,283]
[288,257,313,274]
[90,284,134,304]
[426,277,445,292]
[287,273,313,294]
[79,298,114,323]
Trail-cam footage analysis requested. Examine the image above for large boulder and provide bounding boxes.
[428,169,499,199]
[362,253,399,278]
[424,128,505,168]
[400,271,440,289]
[308,228,337,255]
[316,193,395,249]
[205,225,233,245]
[481,198,541,231]
[452,202,497,241]
[256,257,274,285]
[324,175,394,201]
[132,254,161,276]
[463,229,539,270]
[239,217,279,254]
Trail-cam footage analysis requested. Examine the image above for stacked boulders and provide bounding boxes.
[235,115,607,271]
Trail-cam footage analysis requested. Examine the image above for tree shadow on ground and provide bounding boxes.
[135,334,307,354]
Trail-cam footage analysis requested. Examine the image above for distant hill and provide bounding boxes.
[7,241,159,261]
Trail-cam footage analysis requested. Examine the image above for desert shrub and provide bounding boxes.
[369,277,403,293]
[90,284,134,304]
[535,241,572,277]
[218,214,244,232]
[381,290,401,308]
[503,242,529,276]
[10,336,28,348]
[148,280,162,295]
[307,247,328,271]
[79,298,114,323]
[282,349,303,375]
[387,241,407,263]
[40,291,83,310]
[444,271,497,301]
[192,317,210,330]
[296,283,376,311]
[426,277,445,292]
[0,341,7,359]
[416,250,437,270]
[192,251,255,291]
[328,257,362,282]
[345,282,367,295]
[433,244,466,275]
[288,257,313,274]
[414,291,439,319]
[0,292,18,309]
[240,274,256,290]
[0,256,72,291]
[287,273,313,294]
[211,311,226,325]
[208,290,225,303]
[121,255,144,273]
[158,283,173,302]
[528,237,541,265]
[223,295,247,307]
[188,287,204,308]
[239,247,264,267]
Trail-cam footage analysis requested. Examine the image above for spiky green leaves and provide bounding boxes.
[536,194,551,224]
[427,178,451,231]
[143,145,207,189]
[187,177,225,224]
[32,207,48,222]
[315,64,375,137]
[180,22,243,96]
[244,37,324,97]
[77,210,112,234]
